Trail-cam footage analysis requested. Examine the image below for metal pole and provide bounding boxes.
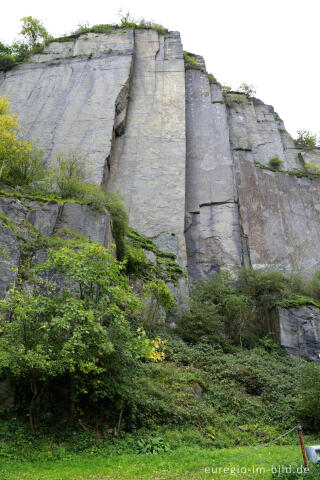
[296,421,308,468]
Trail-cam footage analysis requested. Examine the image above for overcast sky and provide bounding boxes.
[1,0,319,137]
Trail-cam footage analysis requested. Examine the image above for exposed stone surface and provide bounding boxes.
[185,204,242,282]
[279,306,320,361]
[233,151,320,274]
[1,28,320,350]
[0,32,134,185]
[228,96,302,171]
[0,197,114,298]
[0,223,21,298]
[185,65,241,282]
[106,30,187,275]
[55,203,113,247]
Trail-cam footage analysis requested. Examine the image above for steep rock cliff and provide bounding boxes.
[1,28,320,359]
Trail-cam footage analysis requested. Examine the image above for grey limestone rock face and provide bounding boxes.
[106,30,187,276]
[0,197,114,298]
[233,151,320,275]
[185,67,241,282]
[185,204,242,283]
[2,28,320,319]
[279,306,320,361]
[0,223,21,298]
[228,97,302,172]
[0,32,134,186]
[55,203,114,248]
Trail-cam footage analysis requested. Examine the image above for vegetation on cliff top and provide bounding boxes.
[0,13,168,72]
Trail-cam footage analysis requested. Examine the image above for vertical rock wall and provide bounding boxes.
[106,30,187,269]
[1,28,320,286]
[185,61,242,283]
[279,306,320,361]
[227,97,320,275]
[0,31,134,185]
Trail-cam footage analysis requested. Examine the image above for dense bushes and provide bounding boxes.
[296,362,320,432]
[133,336,304,447]
[0,244,162,430]
[269,155,284,169]
[177,267,320,349]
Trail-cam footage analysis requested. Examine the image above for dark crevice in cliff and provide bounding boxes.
[199,200,237,208]
[102,48,135,187]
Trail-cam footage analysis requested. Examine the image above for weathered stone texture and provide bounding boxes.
[279,306,320,361]
[228,97,302,171]
[0,198,114,298]
[106,30,187,270]
[185,69,241,282]
[55,203,113,247]
[186,204,242,282]
[0,32,134,185]
[233,152,320,275]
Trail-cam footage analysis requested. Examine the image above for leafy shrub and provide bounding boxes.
[224,93,247,107]
[296,362,320,432]
[0,53,16,71]
[177,272,255,348]
[20,16,50,47]
[2,145,45,186]
[296,130,319,148]
[104,190,129,260]
[238,82,256,97]
[177,267,315,349]
[0,95,46,186]
[305,271,320,301]
[0,18,50,71]
[305,161,320,174]
[67,13,168,39]
[208,73,218,84]
[269,155,284,169]
[183,51,201,70]
[143,280,177,330]
[136,436,170,454]
[125,245,149,277]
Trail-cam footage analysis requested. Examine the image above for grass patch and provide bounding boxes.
[184,51,203,71]
[126,228,185,284]
[0,445,311,479]
[254,161,319,178]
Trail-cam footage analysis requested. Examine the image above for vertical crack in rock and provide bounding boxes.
[106,29,186,256]
[0,31,135,186]
[102,57,134,186]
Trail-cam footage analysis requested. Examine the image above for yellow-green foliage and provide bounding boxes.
[126,228,185,284]
[183,51,202,70]
[0,95,45,186]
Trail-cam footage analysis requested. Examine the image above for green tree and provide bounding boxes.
[0,95,44,185]
[0,244,158,429]
[20,16,49,47]
[296,129,319,148]
[238,82,256,97]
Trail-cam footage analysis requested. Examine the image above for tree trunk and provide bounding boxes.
[29,378,46,430]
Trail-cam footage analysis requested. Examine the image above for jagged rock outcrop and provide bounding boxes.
[0,197,114,298]
[1,28,320,357]
[279,306,320,361]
